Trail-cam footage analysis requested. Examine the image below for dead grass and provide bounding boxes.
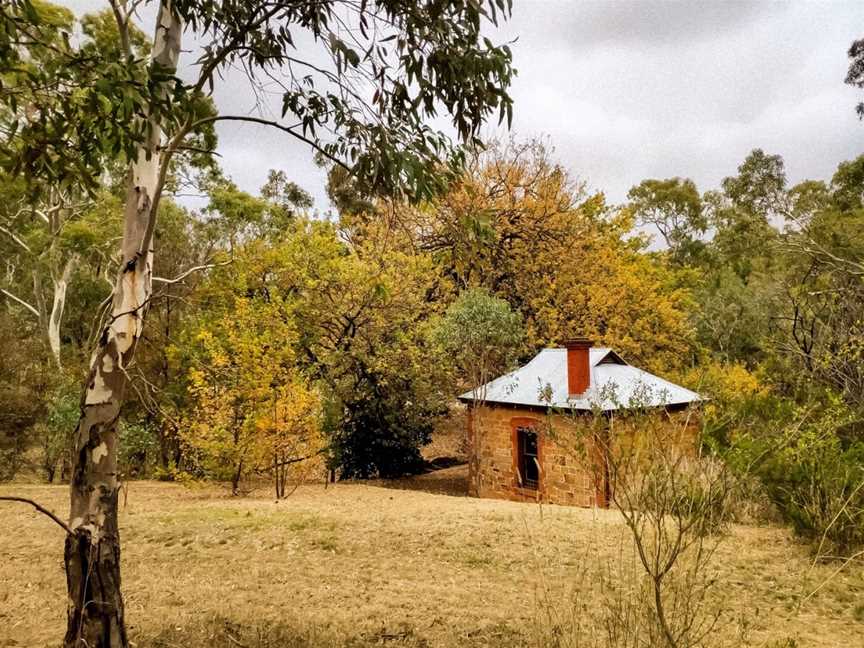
[1,470,862,647]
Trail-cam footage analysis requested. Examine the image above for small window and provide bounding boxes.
[516,427,539,489]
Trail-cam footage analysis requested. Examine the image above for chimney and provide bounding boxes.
[564,338,592,397]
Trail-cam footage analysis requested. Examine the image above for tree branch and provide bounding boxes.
[152,259,231,285]
[0,225,33,253]
[252,449,324,475]
[0,288,40,317]
[0,496,74,535]
[172,145,222,157]
[107,0,131,58]
[189,4,287,97]
[186,115,352,173]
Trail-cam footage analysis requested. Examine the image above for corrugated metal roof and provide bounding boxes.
[458,348,700,411]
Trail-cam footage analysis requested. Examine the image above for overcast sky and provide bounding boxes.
[61,1,864,215]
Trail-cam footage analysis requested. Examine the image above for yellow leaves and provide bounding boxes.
[683,361,767,401]
[679,360,769,421]
[519,222,694,373]
[177,275,321,485]
[400,140,696,373]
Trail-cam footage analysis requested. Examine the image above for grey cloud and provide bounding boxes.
[498,0,864,202]
[509,0,781,50]
[55,0,864,212]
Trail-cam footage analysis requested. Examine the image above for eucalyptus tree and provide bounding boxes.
[0,7,137,367]
[432,289,522,497]
[704,149,786,283]
[778,155,864,413]
[2,0,515,646]
[848,37,864,119]
[0,181,121,368]
[627,177,706,265]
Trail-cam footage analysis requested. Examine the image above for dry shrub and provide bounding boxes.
[529,538,749,648]
[532,406,748,648]
[528,541,599,648]
[722,471,780,526]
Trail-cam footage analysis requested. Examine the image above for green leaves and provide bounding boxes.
[432,288,523,392]
[846,38,864,119]
[189,0,513,203]
[0,5,154,196]
[5,0,515,207]
[627,177,706,265]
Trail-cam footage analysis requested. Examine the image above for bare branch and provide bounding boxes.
[251,449,326,475]
[185,115,352,173]
[152,259,231,285]
[0,496,74,535]
[172,145,222,158]
[0,225,33,253]
[0,288,40,317]
[786,238,864,276]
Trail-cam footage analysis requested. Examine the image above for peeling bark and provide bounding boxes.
[64,4,182,647]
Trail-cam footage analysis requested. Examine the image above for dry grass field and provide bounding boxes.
[2,468,863,648]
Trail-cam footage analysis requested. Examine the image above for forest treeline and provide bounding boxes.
[1,5,863,559]
[4,134,864,549]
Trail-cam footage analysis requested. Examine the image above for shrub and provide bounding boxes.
[534,408,742,648]
[665,457,732,537]
[329,373,443,479]
[768,439,864,556]
[153,461,182,482]
[119,420,160,478]
[740,417,864,557]
[39,379,79,482]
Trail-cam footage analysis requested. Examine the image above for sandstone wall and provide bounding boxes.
[466,405,602,507]
[466,404,698,508]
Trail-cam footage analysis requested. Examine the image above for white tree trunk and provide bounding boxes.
[64,5,182,647]
[48,255,76,368]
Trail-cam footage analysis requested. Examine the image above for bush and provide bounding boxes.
[330,375,443,479]
[38,379,79,482]
[768,440,864,556]
[119,420,160,478]
[686,364,863,539]
[740,419,864,557]
[324,376,445,481]
[663,457,732,537]
[153,461,183,482]
[0,313,51,480]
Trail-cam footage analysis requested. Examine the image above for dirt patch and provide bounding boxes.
[377,464,469,497]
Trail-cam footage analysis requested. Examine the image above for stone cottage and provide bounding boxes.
[458,339,701,508]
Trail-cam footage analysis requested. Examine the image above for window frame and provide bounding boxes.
[510,416,543,494]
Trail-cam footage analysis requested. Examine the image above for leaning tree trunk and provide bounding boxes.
[64,5,181,647]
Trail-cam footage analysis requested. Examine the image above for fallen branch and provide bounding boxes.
[0,496,74,535]
[224,631,248,648]
[800,547,864,606]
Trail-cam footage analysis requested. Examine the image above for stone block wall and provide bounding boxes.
[465,404,700,508]
[466,405,603,507]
